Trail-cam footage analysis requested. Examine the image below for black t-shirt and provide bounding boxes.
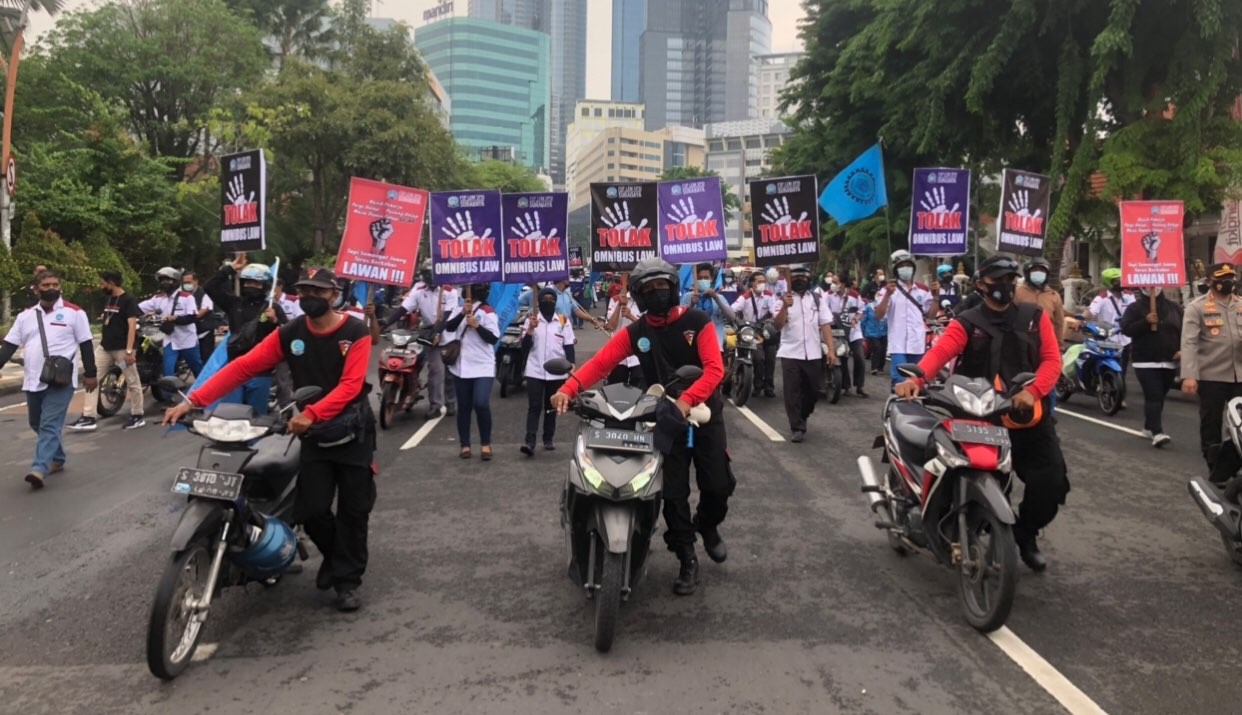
[100,292,142,351]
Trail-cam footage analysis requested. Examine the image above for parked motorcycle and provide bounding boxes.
[146,377,320,680]
[545,357,708,653]
[97,315,192,416]
[857,364,1035,632]
[1188,397,1242,567]
[378,328,432,430]
[497,309,530,398]
[1055,321,1125,415]
[723,322,760,407]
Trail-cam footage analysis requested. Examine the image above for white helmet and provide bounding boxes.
[765,267,779,283]
[890,249,915,269]
[155,266,182,282]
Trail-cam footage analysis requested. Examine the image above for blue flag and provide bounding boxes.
[678,264,723,299]
[489,281,523,353]
[818,143,888,225]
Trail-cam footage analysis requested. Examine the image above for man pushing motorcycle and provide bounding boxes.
[894,254,1068,571]
[551,257,732,596]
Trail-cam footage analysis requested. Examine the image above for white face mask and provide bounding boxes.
[897,266,914,282]
[1028,271,1047,286]
[753,282,766,292]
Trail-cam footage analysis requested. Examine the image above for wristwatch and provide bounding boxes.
[125,349,134,354]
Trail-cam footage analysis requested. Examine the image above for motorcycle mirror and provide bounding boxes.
[896,363,925,379]
[543,358,573,376]
[674,365,704,383]
[293,385,323,408]
[941,299,951,308]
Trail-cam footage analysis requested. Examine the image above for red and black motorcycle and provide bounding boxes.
[857,364,1035,632]
[377,328,433,429]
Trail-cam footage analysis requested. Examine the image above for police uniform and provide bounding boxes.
[1181,262,1242,481]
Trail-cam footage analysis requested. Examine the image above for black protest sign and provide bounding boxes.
[590,182,658,272]
[996,168,1051,256]
[750,175,820,268]
[220,149,266,252]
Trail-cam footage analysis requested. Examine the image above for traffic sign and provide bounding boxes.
[5,157,14,196]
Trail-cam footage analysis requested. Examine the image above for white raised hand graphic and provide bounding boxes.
[665,197,713,225]
[1007,190,1041,218]
[600,201,649,230]
[226,174,254,206]
[919,186,959,214]
[442,211,493,241]
[760,197,808,225]
[510,212,558,241]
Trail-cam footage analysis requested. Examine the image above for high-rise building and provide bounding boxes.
[415,18,551,171]
[467,0,544,29]
[704,118,790,254]
[567,125,705,214]
[611,0,645,102]
[756,51,803,119]
[565,100,646,208]
[636,0,770,131]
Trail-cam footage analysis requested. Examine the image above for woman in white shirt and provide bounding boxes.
[522,287,577,455]
[444,283,501,460]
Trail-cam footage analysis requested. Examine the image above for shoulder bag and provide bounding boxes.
[36,310,75,387]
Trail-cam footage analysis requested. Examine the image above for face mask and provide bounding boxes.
[160,281,177,294]
[241,287,264,301]
[1028,271,1047,287]
[643,288,675,315]
[876,274,885,282]
[753,282,766,292]
[420,272,433,285]
[791,278,809,293]
[39,289,61,304]
[723,277,733,285]
[1198,282,1209,295]
[1213,279,1236,295]
[182,283,195,292]
[300,295,330,318]
[897,267,914,282]
[696,279,711,292]
[539,303,556,320]
[985,282,1016,305]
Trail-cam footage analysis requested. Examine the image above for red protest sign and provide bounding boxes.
[1120,200,1185,287]
[334,178,428,287]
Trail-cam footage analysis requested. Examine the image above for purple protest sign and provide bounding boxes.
[908,168,971,256]
[657,176,727,264]
[500,192,570,284]
[429,189,503,285]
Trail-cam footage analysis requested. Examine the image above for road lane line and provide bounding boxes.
[191,643,219,662]
[0,389,85,412]
[1056,408,1147,438]
[400,415,446,451]
[729,402,786,442]
[987,626,1109,715]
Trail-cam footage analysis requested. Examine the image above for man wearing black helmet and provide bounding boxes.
[895,254,1068,572]
[551,257,731,596]
[1016,257,1067,349]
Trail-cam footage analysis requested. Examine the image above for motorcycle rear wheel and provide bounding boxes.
[1054,375,1072,403]
[594,551,624,653]
[1221,533,1242,567]
[96,367,125,418]
[147,539,212,680]
[733,363,754,407]
[1097,371,1122,416]
[499,363,513,398]
[379,382,399,430]
[826,365,842,404]
[957,503,1017,633]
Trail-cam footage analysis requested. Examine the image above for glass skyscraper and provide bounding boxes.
[610,0,645,102]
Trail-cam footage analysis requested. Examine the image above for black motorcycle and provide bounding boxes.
[1188,396,1242,567]
[497,308,530,398]
[97,315,194,416]
[724,322,760,407]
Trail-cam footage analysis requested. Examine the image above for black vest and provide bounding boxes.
[953,303,1043,388]
[277,315,371,404]
[624,309,724,421]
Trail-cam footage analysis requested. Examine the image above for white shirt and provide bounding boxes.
[524,314,576,381]
[1088,291,1136,348]
[449,302,500,379]
[607,297,642,368]
[278,294,302,320]
[732,289,779,324]
[5,300,92,391]
[138,290,201,351]
[877,282,932,355]
[401,286,462,330]
[192,292,215,339]
[825,290,865,343]
[776,291,834,360]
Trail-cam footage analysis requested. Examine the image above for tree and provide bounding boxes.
[658,166,742,224]
[469,160,546,193]
[226,0,335,70]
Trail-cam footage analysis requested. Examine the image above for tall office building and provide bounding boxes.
[467,0,544,29]
[611,0,645,102]
[756,51,803,119]
[564,100,646,208]
[704,118,790,256]
[415,18,551,171]
[636,0,770,130]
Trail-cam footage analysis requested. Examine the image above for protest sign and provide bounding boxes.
[429,190,503,285]
[500,192,570,284]
[1120,200,1185,287]
[568,246,583,268]
[996,169,1051,256]
[749,175,820,268]
[333,178,428,287]
[590,182,658,272]
[220,149,266,252]
[1214,197,1242,266]
[909,168,970,256]
[657,176,727,264]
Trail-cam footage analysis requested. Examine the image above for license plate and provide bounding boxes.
[388,349,410,356]
[172,467,244,501]
[949,421,1011,447]
[585,428,654,454]
[1097,341,1123,350]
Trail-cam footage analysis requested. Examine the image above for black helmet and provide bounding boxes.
[469,282,491,303]
[629,257,679,311]
[1021,257,1050,276]
[977,254,1021,280]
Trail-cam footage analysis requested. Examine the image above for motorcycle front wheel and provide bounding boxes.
[733,363,754,407]
[147,539,212,680]
[957,502,1017,633]
[1054,375,1073,403]
[594,551,624,653]
[499,362,513,398]
[96,366,125,418]
[1097,371,1122,416]
[379,382,399,430]
[826,364,842,404]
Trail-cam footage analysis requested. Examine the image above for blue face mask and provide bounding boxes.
[697,279,711,292]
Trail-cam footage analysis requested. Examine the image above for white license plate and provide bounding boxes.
[585,428,654,454]
[949,421,1011,447]
[172,467,244,501]
[1097,341,1123,350]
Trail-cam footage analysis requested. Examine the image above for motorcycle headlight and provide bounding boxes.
[622,455,660,496]
[951,384,996,417]
[575,436,610,495]
[391,332,413,347]
[935,440,971,469]
[191,417,267,443]
[739,326,756,343]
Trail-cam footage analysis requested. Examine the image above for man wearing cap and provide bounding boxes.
[1181,262,1242,483]
[164,268,377,612]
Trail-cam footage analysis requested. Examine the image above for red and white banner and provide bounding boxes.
[1119,200,1185,287]
[334,178,428,287]
[1213,197,1242,266]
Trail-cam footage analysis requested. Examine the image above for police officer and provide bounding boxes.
[1181,262,1242,484]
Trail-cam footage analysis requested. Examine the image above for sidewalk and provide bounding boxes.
[0,348,22,398]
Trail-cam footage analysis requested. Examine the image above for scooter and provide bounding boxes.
[497,308,530,398]
[377,328,431,430]
[857,364,1035,632]
[827,308,860,403]
[146,377,321,680]
[545,357,708,653]
[1188,397,1242,567]
[1055,321,1125,415]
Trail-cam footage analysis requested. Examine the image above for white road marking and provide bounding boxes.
[191,642,219,662]
[400,415,446,450]
[0,389,84,412]
[1056,408,1147,438]
[729,402,786,442]
[987,626,1109,715]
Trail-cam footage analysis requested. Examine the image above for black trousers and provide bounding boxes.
[757,338,779,391]
[840,339,866,391]
[199,334,216,363]
[1198,380,1242,482]
[661,418,735,552]
[606,363,646,389]
[1134,367,1175,435]
[868,337,887,372]
[1009,420,1070,538]
[296,458,377,593]
[781,358,823,432]
[524,377,565,444]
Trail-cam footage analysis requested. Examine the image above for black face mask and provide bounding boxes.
[985,282,1016,306]
[241,287,265,301]
[1198,282,1209,295]
[539,302,556,320]
[791,278,809,293]
[159,281,177,294]
[1213,279,1236,295]
[39,289,61,304]
[420,272,433,286]
[643,288,675,315]
[300,295,330,319]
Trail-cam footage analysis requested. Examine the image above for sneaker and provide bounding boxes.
[425,405,444,419]
[445,404,457,417]
[49,462,64,474]
[1152,433,1171,448]
[335,589,361,612]
[68,416,97,432]
[1141,429,1153,439]
[24,472,44,490]
[791,430,805,443]
[123,415,146,430]
[543,441,556,451]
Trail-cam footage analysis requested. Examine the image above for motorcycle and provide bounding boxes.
[146,377,321,680]
[723,322,761,407]
[1188,397,1242,567]
[544,357,708,653]
[857,364,1035,632]
[827,308,860,403]
[97,314,193,416]
[497,309,530,398]
[1055,321,1125,415]
[377,328,432,430]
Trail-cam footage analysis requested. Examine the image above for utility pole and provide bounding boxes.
[0,2,30,322]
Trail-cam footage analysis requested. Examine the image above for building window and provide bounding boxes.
[608,163,615,169]
[745,138,761,148]
[608,108,616,118]
[594,108,602,117]
[581,107,589,117]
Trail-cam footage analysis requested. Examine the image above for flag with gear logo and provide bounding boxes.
[818,144,888,226]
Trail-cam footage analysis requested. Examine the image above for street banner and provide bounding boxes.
[590,182,658,272]
[657,176,727,264]
[1214,197,1242,266]
[996,168,1052,256]
[750,175,820,268]
[1120,200,1185,287]
[568,246,584,268]
[220,149,266,252]
[429,189,503,285]
[818,143,888,226]
[909,168,970,256]
[334,178,428,287]
[500,192,570,284]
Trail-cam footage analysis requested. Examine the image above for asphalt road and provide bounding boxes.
[0,328,1236,715]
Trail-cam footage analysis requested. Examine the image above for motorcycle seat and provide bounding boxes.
[243,435,301,491]
[889,401,938,459]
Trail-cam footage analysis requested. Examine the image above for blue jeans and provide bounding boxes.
[26,384,73,476]
[890,353,924,388]
[164,345,204,378]
[455,376,494,447]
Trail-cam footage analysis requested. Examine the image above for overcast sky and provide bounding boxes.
[28,0,807,100]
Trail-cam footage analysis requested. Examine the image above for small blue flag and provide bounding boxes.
[818,143,888,225]
[489,281,523,353]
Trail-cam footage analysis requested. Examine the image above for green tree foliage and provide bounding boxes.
[469,160,546,193]
[225,0,335,69]
[658,166,742,224]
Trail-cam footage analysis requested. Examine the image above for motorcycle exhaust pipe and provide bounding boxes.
[1188,478,1242,542]
[857,456,886,513]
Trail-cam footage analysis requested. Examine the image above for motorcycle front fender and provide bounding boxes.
[1097,359,1123,376]
[960,470,1015,524]
[594,503,636,554]
[170,498,228,551]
